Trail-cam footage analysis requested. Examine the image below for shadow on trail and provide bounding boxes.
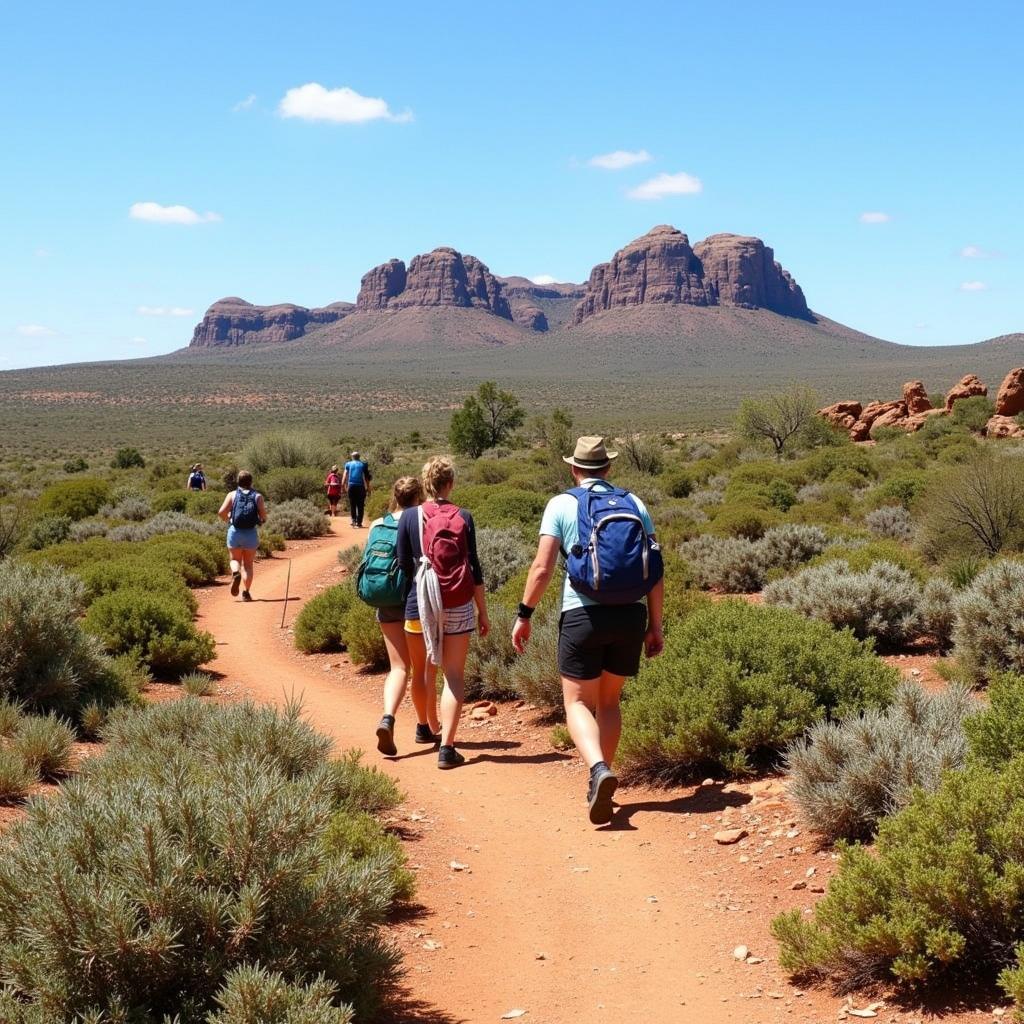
[379,990,464,1024]
[600,785,753,832]
[460,738,574,767]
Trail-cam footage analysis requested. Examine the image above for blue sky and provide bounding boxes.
[1,0,1021,369]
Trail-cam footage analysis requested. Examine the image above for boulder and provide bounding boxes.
[189,297,353,347]
[868,401,909,436]
[996,368,1024,416]
[902,381,932,414]
[509,302,548,331]
[819,400,863,431]
[986,415,1024,439]
[944,374,987,411]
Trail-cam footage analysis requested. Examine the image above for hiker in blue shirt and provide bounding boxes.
[341,451,372,528]
[512,436,665,825]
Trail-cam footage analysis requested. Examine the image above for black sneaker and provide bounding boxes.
[230,572,241,597]
[376,716,398,756]
[437,745,465,770]
[241,591,253,602]
[587,767,618,825]
[415,724,442,745]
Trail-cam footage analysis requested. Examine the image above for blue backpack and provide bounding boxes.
[564,484,663,604]
[230,488,261,529]
[357,513,406,607]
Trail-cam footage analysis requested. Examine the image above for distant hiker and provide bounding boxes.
[512,436,664,824]
[359,476,443,756]
[217,469,267,603]
[325,464,343,517]
[397,456,489,769]
[186,463,207,492]
[342,451,372,528]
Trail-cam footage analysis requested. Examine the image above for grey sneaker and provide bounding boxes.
[415,723,442,745]
[230,572,241,596]
[587,767,618,825]
[376,716,398,756]
[437,745,465,770]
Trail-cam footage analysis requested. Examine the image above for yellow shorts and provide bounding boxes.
[404,619,423,635]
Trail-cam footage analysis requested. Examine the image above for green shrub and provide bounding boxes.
[259,531,287,558]
[62,457,88,474]
[76,558,197,616]
[476,526,532,592]
[263,466,325,503]
[0,699,24,739]
[768,478,798,511]
[0,562,113,715]
[84,589,216,677]
[786,682,974,841]
[618,601,897,779]
[322,810,415,901]
[773,756,1024,1005]
[338,544,363,574]
[0,699,403,1022]
[208,965,353,1024]
[241,430,334,475]
[805,539,927,581]
[152,490,189,513]
[660,467,693,498]
[965,672,1024,770]
[0,748,35,803]
[78,701,108,740]
[265,498,330,540]
[142,532,228,584]
[11,714,75,779]
[950,394,995,431]
[294,585,355,654]
[472,487,547,530]
[710,503,783,540]
[107,510,221,543]
[953,561,1024,681]
[181,671,215,696]
[340,599,388,670]
[111,446,146,469]
[868,470,930,510]
[23,513,71,550]
[36,477,110,520]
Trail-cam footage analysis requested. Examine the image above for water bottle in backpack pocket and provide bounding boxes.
[230,488,261,529]
[357,514,407,607]
[564,485,663,604]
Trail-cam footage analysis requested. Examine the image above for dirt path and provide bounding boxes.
[194,523,899,1024]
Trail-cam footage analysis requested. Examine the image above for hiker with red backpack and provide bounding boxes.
[217,469,267,603]
[356,475,444,756]
[393,456,489,769]
[324,465,343,517]
[512,437,665,824]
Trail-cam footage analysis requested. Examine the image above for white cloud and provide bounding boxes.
[960,280,988,291]
[588,149,652,171]
[16,324,56,338]
[130,202,222,225]
[129,336,150,347]
[278,83,412,124]
[232,94,257,112]
[859,211,892,224]
[914,322,929,330]
[137,305,194,317]
[529,274,558,285]
[960,244,1000,259]
[626,172,703,201]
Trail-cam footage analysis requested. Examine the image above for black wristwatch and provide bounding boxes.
[517,603,535,621]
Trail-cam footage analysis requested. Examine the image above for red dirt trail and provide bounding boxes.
[195,521,981,1024]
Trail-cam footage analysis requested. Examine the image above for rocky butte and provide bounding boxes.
[572,225,811,325]
[189,297,353,347]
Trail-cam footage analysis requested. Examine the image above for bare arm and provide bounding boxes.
[257,494,268,525]
[511,534,560,653]
[217,493,233,522]
[644,575,665,658]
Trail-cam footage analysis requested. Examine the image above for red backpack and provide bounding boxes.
[419,502,475,608]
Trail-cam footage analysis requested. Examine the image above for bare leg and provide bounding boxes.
[381,621,411,718]
[439,633,471,747]
[562,675,603,768]
[596,671,627,767]
[228,547,244,576]
[241,550,256,592]
[405,630,441,731]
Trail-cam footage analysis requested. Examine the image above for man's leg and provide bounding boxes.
[596,671,627,767]
[561,674,603,767]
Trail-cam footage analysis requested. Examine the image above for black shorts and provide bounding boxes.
[557,604,648,681]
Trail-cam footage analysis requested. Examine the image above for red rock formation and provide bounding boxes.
[986,415,1024,439]
[996,368,1024,416]
[189,297,353,347]
[356,259,406,311]
[944,374,987,411]
[819,400,863,432]
[902,381,932,414]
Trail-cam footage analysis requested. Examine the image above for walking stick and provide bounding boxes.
[280,558,293,629]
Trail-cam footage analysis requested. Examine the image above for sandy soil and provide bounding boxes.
[188,521,1000,1024]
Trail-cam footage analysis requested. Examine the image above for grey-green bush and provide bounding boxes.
[865,504,915,542]
[241,430,335,475]
[106,510,221,543]
[265,498,330,540]
[100,493,152,522]
[953,559,1024,681]
[476,526,533,593]
[0,748,35,803]
[11,713,76,779]
[785,681,975,841]
[23,514,71,551]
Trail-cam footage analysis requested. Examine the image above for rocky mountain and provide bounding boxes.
[497,276,586,332]
[190,297,354,347]
[572,226,810,325]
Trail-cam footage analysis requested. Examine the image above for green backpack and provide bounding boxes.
[356,513,406,608]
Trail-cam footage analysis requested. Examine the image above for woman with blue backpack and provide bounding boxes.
[217,469,267,603]
[357,476,443,756]
[511,436,665,824]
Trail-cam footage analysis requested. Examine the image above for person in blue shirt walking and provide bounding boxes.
[511,436,665,825]
[341,451,372,528]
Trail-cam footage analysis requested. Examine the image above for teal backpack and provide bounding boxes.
[356,513,406,608]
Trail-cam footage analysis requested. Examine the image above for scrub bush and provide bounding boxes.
[681,534,768,592]
[0,699,405,1022]
[142,533,228,583]
[965,672,1024,770]
[263,466,325,504]
[84,589,216,677]
[23,513,71,550]
[107,510,221,542]
[11,713,76,779]
[953,560,1024,681]
[865,505,915,542]
[785,682,975,841]
[241,430,335,475]
[950,394,995,431]
[111,446,146,469]
[100,493,152,521]
[207,966,353,1024]
[181,671,215,696]
[294,585,355,654]
[62,457,88,474]
[67,517,109,541]
[265,498,330,540]
[805,539,927,581]
[36,477,110,520]
[710,504,783,540]
[476,526,532,592]
[619,600,896,779]
[0,748,35,803]
[757,524,830,571]
[0,699,24,739]
[472,487,547,531]
[340,598,388,670]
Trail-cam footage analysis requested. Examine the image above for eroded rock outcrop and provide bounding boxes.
[996,368,1024,416]
[572,225,811,325]
[498,277,586,332]
[985,415,1024,439]
[944,374,988,411]
[356,248,512,321]
[189,297,354,347]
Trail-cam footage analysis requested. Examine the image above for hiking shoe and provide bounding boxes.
[376,716,398,756]
[230,571,241,596]
[415,724,442,745]
[241,591,253,602]
[437,745,465,770]
[587,767,618,825]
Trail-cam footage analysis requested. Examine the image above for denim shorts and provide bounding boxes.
[226,526,259,551]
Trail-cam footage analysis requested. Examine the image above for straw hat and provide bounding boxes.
[562,436,618,470]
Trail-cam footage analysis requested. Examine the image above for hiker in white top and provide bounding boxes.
[512,436,664,824]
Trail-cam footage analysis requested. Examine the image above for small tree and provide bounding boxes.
[737,386,820,459]
[620,434,664,475]
[449,382,524,458]
[111,447,146,469]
